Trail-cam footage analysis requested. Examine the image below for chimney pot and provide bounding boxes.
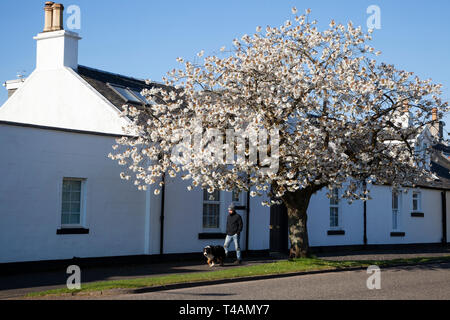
[402,100,409,113]
[51,3,64,31]
[432,108,438,121]
[43,2,54,32]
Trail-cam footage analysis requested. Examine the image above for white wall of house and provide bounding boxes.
[366,185,443,245]
[308,188,365,247]
[0,122,272,263]
[447,191,450,244]
[0,123,447,264]
[248,193,271,251]
[0,124,147,263]
[161,178,270,254]
[306,184,447,247]
[0,67,132,136]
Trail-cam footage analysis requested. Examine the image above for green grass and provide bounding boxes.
[26,255,450,298]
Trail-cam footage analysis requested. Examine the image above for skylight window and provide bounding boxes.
[130,89,151,104]
[108,83,145,104]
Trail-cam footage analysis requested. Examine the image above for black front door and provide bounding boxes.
[269,202,288,254]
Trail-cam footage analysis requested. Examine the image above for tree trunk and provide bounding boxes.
[281,185,324,259]
[287,204,309,258]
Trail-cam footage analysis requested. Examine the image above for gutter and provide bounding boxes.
[160,173,166,255]
[245,190,250,252]
[363,180,368,245]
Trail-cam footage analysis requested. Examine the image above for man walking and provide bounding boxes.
[224,203,243,264]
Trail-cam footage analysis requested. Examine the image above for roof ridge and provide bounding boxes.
[77,65,148,84]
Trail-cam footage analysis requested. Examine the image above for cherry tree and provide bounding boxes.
[109,8,447,257]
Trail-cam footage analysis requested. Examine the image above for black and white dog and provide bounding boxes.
[203,245,226,267]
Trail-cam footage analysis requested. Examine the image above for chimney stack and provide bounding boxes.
[34,2,81,71]
[43,2,54,32]
[51,3,64,31]
[430,107,443,141]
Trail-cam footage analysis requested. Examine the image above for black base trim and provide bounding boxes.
[327,230,345,235]
[198,232,227,239]
[57,228,89,235]
[310,242,447,254]
[411,212,425,217]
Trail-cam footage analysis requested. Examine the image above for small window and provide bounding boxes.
[412,191,421,212]
[329,188,339,228]
[109,84,145,104]
[203,189,220,229]
[232,189,240,203]
[392,190,400,230]
[61,179,85,226]
[131,89,150,104]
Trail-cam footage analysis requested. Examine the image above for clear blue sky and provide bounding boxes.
[1,0,449,133]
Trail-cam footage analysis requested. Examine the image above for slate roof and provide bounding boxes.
[427,143,450,189]
[76,65,166,110]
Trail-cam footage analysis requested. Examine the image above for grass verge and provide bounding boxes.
[25,255,450,298]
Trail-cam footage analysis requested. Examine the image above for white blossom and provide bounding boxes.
[110,8,447,206]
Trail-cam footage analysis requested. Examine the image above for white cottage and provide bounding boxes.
[0,3,449,266]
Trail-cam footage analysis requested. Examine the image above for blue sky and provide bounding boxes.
[0,0,449,133]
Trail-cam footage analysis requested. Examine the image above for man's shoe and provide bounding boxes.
[233,259,242,265]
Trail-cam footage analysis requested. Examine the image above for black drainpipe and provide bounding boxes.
[363,180,368,245]
[159,173,166,255]
[442,190,447,245]
[245,190,250,254]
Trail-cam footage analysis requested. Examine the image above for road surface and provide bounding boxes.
[99,262,450,300]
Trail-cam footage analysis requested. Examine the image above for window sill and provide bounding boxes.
[327,230,345,235]
[198,232,226,240]
[411,212,424,217]
[57,227,89,235]
[390,231,405,237]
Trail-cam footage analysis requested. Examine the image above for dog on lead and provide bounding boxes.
[203,245,226,267]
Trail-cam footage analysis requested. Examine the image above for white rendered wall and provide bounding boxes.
[249,192,270,251]
[447,191,450,244]
[307,184,444,247]
[0,67,132,136]
[161,177,270,254]
[0,125,146,263]
[308,188,365,247]
[34,30,80,71]
[365,185,442,245]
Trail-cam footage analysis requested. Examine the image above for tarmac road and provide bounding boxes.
[100,262,450,300]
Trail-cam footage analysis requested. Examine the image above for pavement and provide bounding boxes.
[1,246,449,300]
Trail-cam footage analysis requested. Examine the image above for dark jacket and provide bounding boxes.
[226,211,243,236]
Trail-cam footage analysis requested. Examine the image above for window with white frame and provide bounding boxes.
[61,178,85,226]
[202,189,220,229]
[392,190,400,230]
[329,188,340,228]
[412,191,421,212]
